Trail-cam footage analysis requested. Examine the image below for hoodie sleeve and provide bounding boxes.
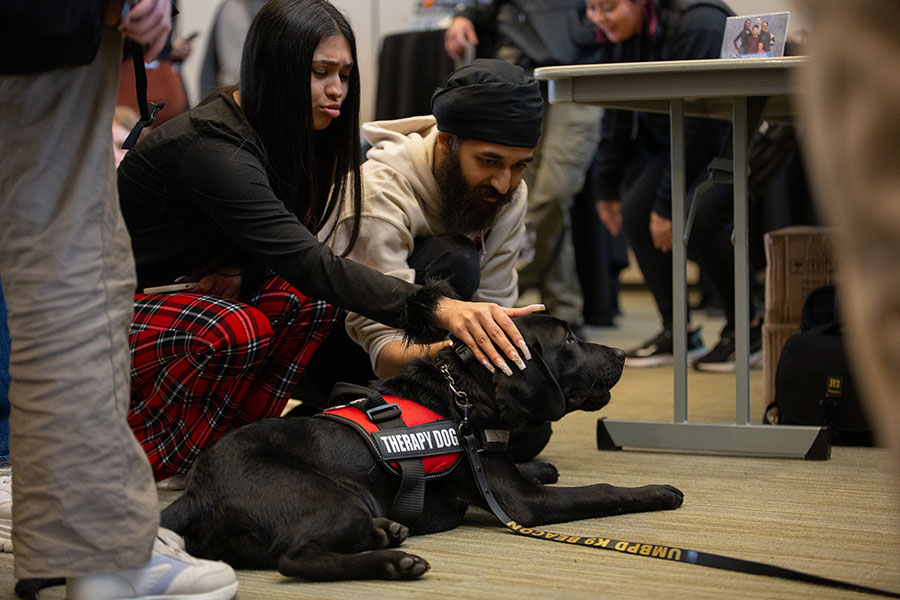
[325,159,433,369]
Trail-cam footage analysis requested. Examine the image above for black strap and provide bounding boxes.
[329,382,426,527]
[328,381,385,407]
[121,40,165,150]
[459,424,900,598]
[449,334,474,363]
[447,337,524,432]
[377,408,426,527]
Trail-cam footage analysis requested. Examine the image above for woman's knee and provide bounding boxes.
[253,274,318,320]
[132,295,273,372]
[205,304,273,352]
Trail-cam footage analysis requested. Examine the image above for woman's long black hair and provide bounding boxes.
[240,0,362,253]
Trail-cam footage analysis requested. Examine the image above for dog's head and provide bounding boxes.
[471,315,625,428]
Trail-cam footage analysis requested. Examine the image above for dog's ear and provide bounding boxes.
[494,342,567,422]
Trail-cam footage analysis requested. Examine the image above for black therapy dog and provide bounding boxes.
[161,315,683,581]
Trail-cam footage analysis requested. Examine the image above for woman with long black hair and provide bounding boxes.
[118,0,539,483]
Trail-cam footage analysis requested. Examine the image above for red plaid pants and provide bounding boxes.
[128,273,339,479]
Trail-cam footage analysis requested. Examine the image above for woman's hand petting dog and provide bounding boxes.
[434,298,544,376]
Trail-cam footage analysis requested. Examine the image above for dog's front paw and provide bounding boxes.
[636,484,684,510]
[372,518,410,548]
[517,460,559,484]
[381,551,430,580]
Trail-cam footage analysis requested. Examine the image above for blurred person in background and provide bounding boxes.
[800,0,900,481]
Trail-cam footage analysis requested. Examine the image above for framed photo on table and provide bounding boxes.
[720,12,790,59]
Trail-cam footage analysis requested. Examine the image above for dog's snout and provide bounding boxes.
[613,348,625,363]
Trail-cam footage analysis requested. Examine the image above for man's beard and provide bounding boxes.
[434,148,515,237]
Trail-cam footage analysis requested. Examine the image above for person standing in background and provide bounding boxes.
[0,1,238,597]
[199,0,267,98]
[800,0,900,483]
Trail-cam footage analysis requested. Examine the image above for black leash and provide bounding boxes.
[458,423,900,598]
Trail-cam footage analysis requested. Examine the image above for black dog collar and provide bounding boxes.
[441,341,513,452]
[448,335,528,432]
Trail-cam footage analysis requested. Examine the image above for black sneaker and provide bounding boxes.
[625,327,706,367]
[693,324,763,372]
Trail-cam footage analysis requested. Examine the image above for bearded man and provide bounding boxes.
[306,59,547,460]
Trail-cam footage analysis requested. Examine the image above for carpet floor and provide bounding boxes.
[2,289,898,599]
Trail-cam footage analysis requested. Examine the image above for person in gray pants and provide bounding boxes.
[0,1,236,597]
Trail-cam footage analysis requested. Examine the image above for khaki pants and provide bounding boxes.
[800,0,900,476]
[0,28,158,577]
[517,100,603,325]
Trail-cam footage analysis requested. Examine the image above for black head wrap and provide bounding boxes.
[431,59,543,148]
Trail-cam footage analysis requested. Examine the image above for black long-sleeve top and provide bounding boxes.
[592,0,733,219]
[118,92,445,338]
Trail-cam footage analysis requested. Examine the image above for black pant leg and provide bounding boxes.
[620,155,679,329]
[687,182,739,330]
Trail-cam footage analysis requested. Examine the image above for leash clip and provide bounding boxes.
[440,363,471,420]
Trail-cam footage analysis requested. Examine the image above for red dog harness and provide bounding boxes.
[320,395,463,476]
[317,391,463,526]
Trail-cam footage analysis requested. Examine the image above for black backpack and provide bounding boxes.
[767,285,874,446]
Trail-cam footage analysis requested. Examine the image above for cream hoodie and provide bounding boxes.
[318,115,527,369]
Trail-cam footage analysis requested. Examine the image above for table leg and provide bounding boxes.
[671,98,688,423]
[733,97,751,425]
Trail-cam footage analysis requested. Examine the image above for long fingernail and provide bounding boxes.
[481,360,496,374]
[524,304,546,311]
[511,353,526,371]
[517,339,532,361]
[496,360,514,377]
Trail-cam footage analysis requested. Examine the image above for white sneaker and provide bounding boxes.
[0,463,11,553]
[67,527,238,600]
[156,526,186,550]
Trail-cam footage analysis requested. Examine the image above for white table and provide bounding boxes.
[534,57,829,459]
